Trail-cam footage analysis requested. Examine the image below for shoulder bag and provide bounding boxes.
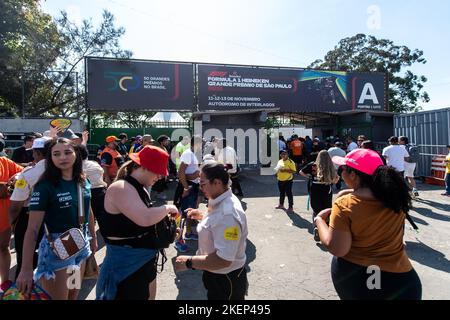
[43,184,88,260]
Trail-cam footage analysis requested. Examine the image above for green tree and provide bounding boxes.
[0,1,132,118]
[48,9,132,118]
[0,0,64,116]
[309,34,429,113]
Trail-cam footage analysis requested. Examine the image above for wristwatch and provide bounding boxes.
[185,256,195,270]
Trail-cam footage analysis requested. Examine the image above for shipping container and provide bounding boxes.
[394,107,450,178]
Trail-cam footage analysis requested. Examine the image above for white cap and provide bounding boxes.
[43,130,51,137]
[30,137,51,149]
[0,132,4,139]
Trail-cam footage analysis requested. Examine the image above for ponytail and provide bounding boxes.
[370,166,412,214]
[347,165,412,214]
[115,160,140,182]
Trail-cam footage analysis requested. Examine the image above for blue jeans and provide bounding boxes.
[445,173,450,194]
[179,183,199,235]
[34,232,91,282]
[180,183,200,218]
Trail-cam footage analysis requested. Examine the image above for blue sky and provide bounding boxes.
[41,0,450,110]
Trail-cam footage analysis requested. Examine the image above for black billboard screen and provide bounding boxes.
[197,64,386,112]
[87,58,194,111]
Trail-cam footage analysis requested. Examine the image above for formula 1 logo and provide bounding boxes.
[104,71,141,92]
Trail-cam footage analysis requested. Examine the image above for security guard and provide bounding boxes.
[9,137,50,279]
[100,136,125,185]
[175,162,248,300]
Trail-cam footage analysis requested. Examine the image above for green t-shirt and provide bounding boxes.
[29,179,91,233]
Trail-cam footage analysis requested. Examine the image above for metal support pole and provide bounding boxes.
[21,71,25,118]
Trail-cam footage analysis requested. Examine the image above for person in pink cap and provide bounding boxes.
[314,148,422,300]
[96,145,179,300]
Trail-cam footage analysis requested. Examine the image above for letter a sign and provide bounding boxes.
[358,83,379,104]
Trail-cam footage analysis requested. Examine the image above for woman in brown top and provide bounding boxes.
[314,148,421,300]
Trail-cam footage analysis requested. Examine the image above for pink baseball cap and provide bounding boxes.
[332,148,383,176]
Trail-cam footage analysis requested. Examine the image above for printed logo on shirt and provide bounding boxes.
[57,192,73,209]
[15,179,27,189]
[224,226,240,241]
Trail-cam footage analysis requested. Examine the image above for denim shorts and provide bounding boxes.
[33,231,92,282]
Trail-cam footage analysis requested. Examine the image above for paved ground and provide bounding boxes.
[9,169,450,299]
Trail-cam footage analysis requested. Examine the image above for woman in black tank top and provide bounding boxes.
[96,146,179,300]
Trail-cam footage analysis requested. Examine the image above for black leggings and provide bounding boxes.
[331,256,422,300]
[278,180,293,207]
[310,183,332,219]
[115,257,157,300]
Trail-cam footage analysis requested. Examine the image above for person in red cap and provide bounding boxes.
[314,148,422,300]
[96,145,179,300]
[100,136,124,185]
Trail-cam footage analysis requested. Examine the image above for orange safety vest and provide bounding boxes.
[291,140,303,156]
[100,147,123,179]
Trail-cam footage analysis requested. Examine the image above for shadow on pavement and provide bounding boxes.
[406,240,450,274]
[285,209,314,235]
[413,198,450,212]
[173,238,257,300]
[412,207,450,222]
[408,214,429,226]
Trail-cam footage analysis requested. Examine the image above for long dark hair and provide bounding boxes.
[345,165,411,213]
[40,137,85,186]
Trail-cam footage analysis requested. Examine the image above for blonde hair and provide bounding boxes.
[315,150,338,184]
[115,160,140,181]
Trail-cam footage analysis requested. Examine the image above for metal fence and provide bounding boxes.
[395,108,450,178]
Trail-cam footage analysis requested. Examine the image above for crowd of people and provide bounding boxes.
[0,127,449,300]
[0,128,248,300]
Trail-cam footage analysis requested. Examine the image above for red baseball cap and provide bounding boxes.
[129,145,169,176]
[332,148,383,176]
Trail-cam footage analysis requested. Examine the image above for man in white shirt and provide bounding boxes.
[346,137,358,153]
[328,141,346,190]
[382,136,409,174]
[9,137,50,279]
[175,135,203,252]
[215,139,243,197]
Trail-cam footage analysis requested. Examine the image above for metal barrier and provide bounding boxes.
[417,145,448,180]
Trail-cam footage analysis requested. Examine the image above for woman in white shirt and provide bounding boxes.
[174,162,248,300]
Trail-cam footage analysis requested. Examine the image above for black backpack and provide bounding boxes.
[406,144,420,163]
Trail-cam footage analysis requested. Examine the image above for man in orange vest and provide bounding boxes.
[290,135,304,172]
[100,136,125,185]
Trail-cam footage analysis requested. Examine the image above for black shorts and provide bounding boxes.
[115,257,157,300]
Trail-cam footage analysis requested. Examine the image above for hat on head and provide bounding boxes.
[30,137,51,149]
[129,145,169,176]
[61,129,78,140]
[135,135,143,140]
[332,148,383,176]
[105,135,119,143]
[142,134,154,143]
